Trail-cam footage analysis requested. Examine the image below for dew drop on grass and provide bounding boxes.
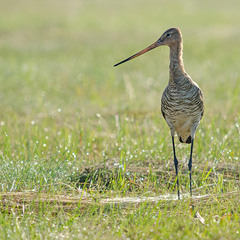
[119,164,124,169]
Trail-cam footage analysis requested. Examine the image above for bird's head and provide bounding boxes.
[157,28,182,47]
[114,28,182,67]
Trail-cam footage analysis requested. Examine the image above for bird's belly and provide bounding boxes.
[174,116,192,135]
[164,111,201,143]
[167,113,192,132]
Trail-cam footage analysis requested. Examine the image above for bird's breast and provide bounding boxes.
[161,80,204,129]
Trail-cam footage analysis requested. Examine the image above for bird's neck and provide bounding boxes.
[169,42,186,83]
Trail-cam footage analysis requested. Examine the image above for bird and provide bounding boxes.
[114,28,204,200]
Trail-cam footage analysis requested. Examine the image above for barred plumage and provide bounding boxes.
[160,29,204,144]
[114,28,204,200]
[161,76,204,144]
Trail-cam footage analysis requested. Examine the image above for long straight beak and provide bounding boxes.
[114,40,161,67]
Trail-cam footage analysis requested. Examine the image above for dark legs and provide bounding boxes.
[172,137,180,200]
[171,136,194,199]
[188,139,194,197]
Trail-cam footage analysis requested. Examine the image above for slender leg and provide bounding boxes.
[172,137,180,200]
[188,139,194,197]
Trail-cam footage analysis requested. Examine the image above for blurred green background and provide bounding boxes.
[0,0,240,239]
[0,0,239,119]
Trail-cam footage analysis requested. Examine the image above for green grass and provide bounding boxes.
[0,0,240,239]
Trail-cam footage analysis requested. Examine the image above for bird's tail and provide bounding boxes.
[179,135,191,144]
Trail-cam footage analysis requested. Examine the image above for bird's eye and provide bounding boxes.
[166,33,171,37]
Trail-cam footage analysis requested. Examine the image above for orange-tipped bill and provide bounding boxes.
[114,40,161,67]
